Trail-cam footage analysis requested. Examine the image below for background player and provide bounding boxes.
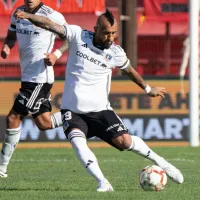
[0,0,68,177]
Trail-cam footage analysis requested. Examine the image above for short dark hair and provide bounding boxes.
[101,8,115,26]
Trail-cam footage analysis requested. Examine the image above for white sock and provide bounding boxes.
[128,135,163,163]
[51,112,62,128]
[0,127,21,173]
[71,135,108,183]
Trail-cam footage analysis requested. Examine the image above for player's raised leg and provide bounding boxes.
[112,134,184,184]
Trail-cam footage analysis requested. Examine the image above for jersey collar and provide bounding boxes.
[93,35,105,50]
[93,43,105,50]
[93,37,113,51]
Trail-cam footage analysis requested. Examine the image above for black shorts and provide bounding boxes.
[61,109,128,150]
[12,82,53,118]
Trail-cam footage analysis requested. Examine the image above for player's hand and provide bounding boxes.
[14,10,29,20]
[44,53,58,66]
[148,87,167,98]
[1,44,10,59]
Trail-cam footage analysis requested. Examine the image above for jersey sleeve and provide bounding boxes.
[8,10,17,32]
[48,10,67,25]
[114,46,130,69]
[62,25,82,43]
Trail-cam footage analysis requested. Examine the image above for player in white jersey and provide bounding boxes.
[0,0,68,178]
[15,9,184,192]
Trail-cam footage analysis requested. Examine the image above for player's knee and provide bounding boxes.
[34,115,52,131]
[35,118,52,131]
[36,122,52,131]
[112,133,132,150]
[6,113,21,128]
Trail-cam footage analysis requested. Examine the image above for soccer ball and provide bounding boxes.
[139,165,167,191]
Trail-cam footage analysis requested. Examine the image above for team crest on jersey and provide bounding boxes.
[84,32,88,37]
[1,0,18,10]
[105,54,112,62]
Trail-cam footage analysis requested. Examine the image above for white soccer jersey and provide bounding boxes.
[61,25,130,113]
[8,2,66,83]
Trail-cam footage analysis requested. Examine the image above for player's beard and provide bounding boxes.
[104,41,113,49]
[93,37,113,49]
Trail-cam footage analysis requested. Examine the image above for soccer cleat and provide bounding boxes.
[97,181,114,192]
[156,158,184,184]
[0,170,7,178]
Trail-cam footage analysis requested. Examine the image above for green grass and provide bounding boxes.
[0,146,199,200]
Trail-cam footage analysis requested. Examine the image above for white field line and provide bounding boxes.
[10,158,195,163]
[168,158,195,163]
[143,158,195,163]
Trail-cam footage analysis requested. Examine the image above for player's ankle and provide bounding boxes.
[0,164,7,173]
[98,178,109,184]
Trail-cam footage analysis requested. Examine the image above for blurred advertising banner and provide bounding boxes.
[144,0,188,21]
[0,0,105,15]
[0,80,189,141]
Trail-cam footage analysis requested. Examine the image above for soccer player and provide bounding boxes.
[15,9,184,192]
[0,0,68,178]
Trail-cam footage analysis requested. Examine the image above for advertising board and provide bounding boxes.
[0,80,189,141]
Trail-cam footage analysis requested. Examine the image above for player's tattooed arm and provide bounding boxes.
[122,65,167,98]
[14,10,66,38]
[122,65,147,89]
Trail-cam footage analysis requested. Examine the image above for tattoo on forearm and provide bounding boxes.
[122,66,146,89]
[28,14,65,37]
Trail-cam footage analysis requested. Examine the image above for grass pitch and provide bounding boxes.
[0,145,199,200]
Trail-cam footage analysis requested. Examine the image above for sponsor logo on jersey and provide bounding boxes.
[81,43,88,48]
[16,29,40,36]
[33,31,40,36]
[100,63,107,69]
[76,50,102,66]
